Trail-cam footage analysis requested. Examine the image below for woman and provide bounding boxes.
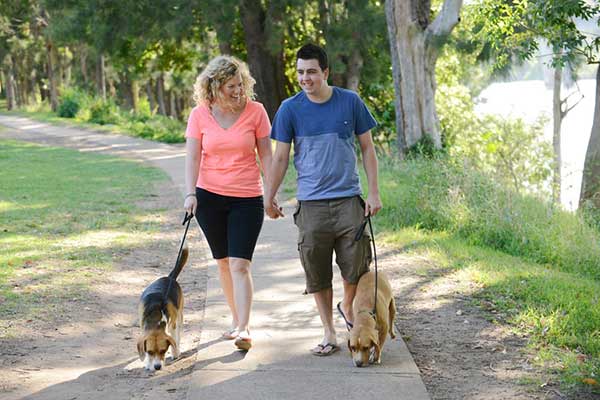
[184,56,273,351]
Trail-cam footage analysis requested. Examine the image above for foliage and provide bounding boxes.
[475,0,600,68]
[57,87,89,118]
[373,156,600,281]
[88,98,121,125]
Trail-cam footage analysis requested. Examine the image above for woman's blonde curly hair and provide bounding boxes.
[193,56,256,107]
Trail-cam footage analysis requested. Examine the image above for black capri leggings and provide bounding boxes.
[195,187,264,261]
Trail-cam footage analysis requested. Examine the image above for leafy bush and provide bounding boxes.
[88,99,121,125]
[124,114,184,143]
[57,88,89,118]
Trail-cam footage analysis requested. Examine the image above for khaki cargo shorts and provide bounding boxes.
[293,195,372,294]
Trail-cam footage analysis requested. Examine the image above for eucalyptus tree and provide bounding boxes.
[385,0,464,155]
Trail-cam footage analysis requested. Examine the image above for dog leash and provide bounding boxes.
[164,212,194,300]
[355,214,378,319]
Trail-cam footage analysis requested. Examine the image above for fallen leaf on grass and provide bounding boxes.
[582,378,598,386]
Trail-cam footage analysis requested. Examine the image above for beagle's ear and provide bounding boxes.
[166,334,178,355]
[137,336,147,361]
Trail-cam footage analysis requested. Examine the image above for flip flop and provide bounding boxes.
[336,302,353,331]
[311,342,339,356]
[222,328,239,340]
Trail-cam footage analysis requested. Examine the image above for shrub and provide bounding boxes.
[88,99,121,125]
[57,88,88,118]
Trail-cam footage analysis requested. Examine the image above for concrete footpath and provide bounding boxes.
[0,114,430,400]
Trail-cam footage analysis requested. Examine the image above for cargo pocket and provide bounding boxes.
[293,202,302,226]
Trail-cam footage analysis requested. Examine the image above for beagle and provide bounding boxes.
[347,270,396,367]
[137,247,188,371]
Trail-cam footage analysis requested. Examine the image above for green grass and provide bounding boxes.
[384,228,600,394]
[0,139,168,331]
[368,156,600,395]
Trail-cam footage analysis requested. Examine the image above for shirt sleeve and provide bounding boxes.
[353,95,377,136]
[270,102,294,143]
[185,107,203,139]
[255,103,272,138]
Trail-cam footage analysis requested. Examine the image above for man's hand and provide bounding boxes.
[264,197,285,219]
[364,193,382,217]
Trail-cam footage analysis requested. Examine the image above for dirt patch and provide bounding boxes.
[0,181,210,400]
[380,245,597,400]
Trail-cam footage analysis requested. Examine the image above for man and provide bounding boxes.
[264,43,382,356]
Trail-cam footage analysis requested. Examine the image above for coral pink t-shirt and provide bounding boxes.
[185,100,271,197]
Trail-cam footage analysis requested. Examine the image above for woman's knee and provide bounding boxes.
[229,258,251,275]
[216,257,230,271]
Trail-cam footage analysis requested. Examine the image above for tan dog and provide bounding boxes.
[347,270,396,367]
[137,247,188,371]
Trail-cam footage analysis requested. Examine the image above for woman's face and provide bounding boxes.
[218,73,244,109]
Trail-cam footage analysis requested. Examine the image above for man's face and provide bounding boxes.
[296,58,328,96]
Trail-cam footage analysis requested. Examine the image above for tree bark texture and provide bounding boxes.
[580,65,600,208]
[4,61,17,110]
[385,0,462,153]
[156,73,167,116]
[45,40,59,111]
[239,0,287,119]
[96,54,106,100]
[552,66,562,205]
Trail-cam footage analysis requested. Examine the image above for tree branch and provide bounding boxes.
[428,0,463,38]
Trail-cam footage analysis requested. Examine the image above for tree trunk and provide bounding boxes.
[239,0,287,119]
[156,74,167,116]
[385,0,406,155]
[146,80,156,113]
[385,0,462,153]
[346,48,363,93]
[46,39,58,111]
[552,66,562,205]
[169,89,178,118]
[579,65,600,209]
[4,62,17,110]
[96,54,106,100]
[80,50,88,84]
[131,79,139,113]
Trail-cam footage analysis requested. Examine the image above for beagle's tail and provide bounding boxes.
[168,246,189,281]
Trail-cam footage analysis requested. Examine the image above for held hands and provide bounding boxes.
[264,197,284,219]
[364,193,382,217]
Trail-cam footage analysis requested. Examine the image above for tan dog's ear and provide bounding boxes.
[166,334,178,355]
[137,336,147,361]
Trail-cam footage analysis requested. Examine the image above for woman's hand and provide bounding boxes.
[184,194,197,216]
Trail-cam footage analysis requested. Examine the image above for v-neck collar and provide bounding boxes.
[207,101,249,131]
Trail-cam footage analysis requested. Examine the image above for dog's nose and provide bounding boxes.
[355,360,363,367]
[154,364,162,370]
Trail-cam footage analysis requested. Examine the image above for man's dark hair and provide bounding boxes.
[296,44,328,71]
